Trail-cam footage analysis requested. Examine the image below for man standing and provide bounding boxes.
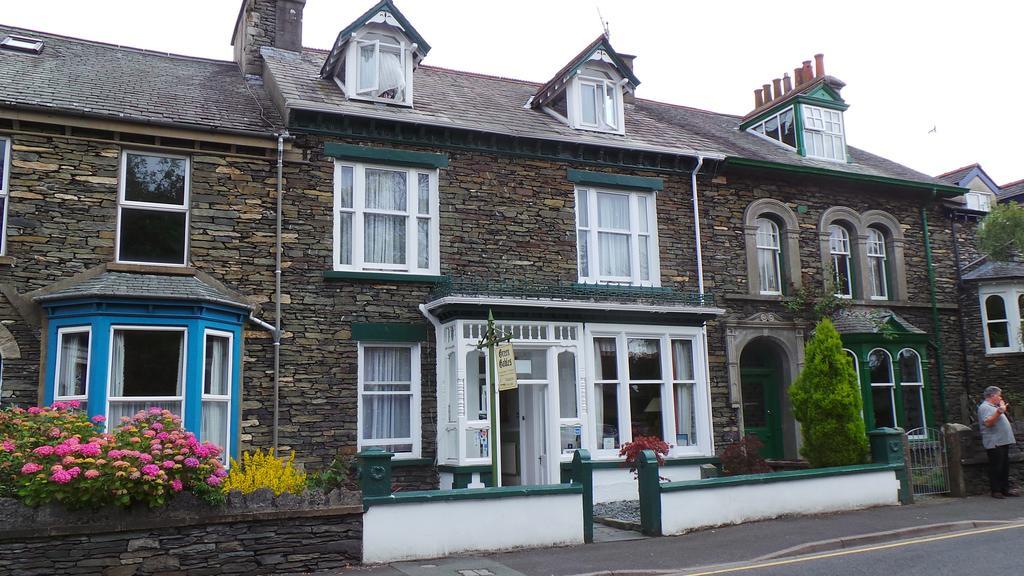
[978,386,1019,499]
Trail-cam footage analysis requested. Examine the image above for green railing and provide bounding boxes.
[428,277,716,308]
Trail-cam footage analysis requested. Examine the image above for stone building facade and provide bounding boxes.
[0,0,973,492]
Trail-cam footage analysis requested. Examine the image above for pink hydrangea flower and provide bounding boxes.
[142,430,156,438]
[91,415,106,424]
[79,443,102,457]
[84,469,100,479]
[1,440,15,452]
[54,443,76,457]
[50,468,73,484]
[67,467,81,478]
[214,467,228,478]
[107,449,123,459]
[162,460,175,469]
[141,464,160,477]
[68,400,81,408]
[171,479,183,492]
[184,457,200,468]
[151,422,164,431]
[138,454,153,463]
[32,445,55,457]
[156,432,169,441]
[149,407,163,415]
[206,475,222,487]
[27,407,43,415]
[20,463,42,475]
[48,427,62,438]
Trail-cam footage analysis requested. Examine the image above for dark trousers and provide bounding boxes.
[987,444,1011,494]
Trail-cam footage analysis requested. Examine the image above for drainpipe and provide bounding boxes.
[950,215,972,421]
[690,156,706,297]
[921,198,948,425]
[272,131,289,451]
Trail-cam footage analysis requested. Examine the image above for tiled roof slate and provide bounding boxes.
[34,272,252,310]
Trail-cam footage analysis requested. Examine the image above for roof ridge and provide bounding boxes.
[936,163,980,178]
[0,22,237,66]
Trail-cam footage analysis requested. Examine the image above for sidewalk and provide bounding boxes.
[339,496,1024,576]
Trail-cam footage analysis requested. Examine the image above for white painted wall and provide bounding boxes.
[593,464,701,503]
[660,470,899,535]
[363,492,584,563]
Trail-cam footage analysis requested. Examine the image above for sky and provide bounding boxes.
[4,1,1022,185]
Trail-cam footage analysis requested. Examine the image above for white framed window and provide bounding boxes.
[0,137,9,256]
[201,330,232,458]
[116,151,190,266]
[54,327,91,411]
[748,108,797,149]
[829,224,853,298]
[755,218,782,295]
[867,227,888,300]
[897,348,926,435]
[333,162,439,274]
[339,32,413,107]
[843,348,863,420]
[868,348,896,429]
[802,105,845,161]
[106,326,186,427]
[965,191,993,212]
[568,67,625,134]
[576,187,659,286]
[587,324,710,458]
[357,343,422,458]
[979,288,1024,354]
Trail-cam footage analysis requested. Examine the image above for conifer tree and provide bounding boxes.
[789,318,869,467]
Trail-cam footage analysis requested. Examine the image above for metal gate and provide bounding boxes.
[906,427,949,496]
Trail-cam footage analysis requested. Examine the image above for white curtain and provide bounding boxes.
[671,340,693,381]
[557,352,577,419]
[358,43,376,92]
[109,332,126,397]
[417,218,429,269]
[363,347,412,443]
[581,83,598,125]
[597,193,631,277]
[377,49,405,99]
[58,333,88,397]
[205,336,229,395]
[364,169,407,265]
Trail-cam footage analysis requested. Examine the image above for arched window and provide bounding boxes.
[867,227,888,300]
[984,294,1011,350]
[868,349,895,429]
[844,348,863,420]
[755,218,782,295]
[829,224,853,298]
[898,349,926,434]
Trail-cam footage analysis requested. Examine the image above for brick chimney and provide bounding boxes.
[752,55,829,109]
[232,0,306,76]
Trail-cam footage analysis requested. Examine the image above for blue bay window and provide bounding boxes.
[39,283,246,460]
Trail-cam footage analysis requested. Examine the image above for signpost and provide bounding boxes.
[475,310,513,487]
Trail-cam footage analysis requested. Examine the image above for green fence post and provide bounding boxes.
[868,427,912,505]
[636,450,662,537]
[572,449,594,544]
[357,447,394,498]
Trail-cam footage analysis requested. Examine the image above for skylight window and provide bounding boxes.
[1,35,44,54]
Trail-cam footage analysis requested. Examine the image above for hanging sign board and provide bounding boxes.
[496,343,518,391]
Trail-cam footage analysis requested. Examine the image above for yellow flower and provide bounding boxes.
[222,448,306,496]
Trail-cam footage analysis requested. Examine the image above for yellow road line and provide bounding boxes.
[682,522,1024,575]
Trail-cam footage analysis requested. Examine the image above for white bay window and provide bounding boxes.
[802,104,845,161]
[576,187,659,286]
[55,327,90,411]
[107,327,186,424]
[201,330,232,457]
[979,287,1024,354]
[358,343,421,457]
[334,162,438,274]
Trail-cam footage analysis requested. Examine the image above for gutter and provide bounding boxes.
[920,199,948,424]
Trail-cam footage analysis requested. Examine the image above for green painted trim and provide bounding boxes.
[567,169,664,191]
[363,484,583,509]
[636,450,663,536]
[389,458,433,467]
[437,464,492,473]
[659,463,903,493]
[920,207,948,425]
[725,157,964,197]
[564,40,642,88]
[840,333,929,345]
[571,449,594,544]
[323,270,447,283]
[738,104,796,133]
[796,91,848,111]
[559,456,719,470]
[569,283,673,295]
[794,104,806,156]
[323,143,449,169]
[352,322,428,342]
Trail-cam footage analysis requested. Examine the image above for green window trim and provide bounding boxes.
[846,341,933,433]
[567,168,664,191]
[323,270,447,283]
[323,143,449,169]
[352,322,429,342]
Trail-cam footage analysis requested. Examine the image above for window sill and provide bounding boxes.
[107,262,196,276]
[0,256,14,267]
[323,270,447,283]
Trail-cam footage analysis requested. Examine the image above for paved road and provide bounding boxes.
[675,521,1024,576]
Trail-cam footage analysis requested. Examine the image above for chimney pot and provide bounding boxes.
[618,53,636,104]
[755,88,764,108]
[794,67,803,85]
[762,83,773,102]
[782,73,792,94]
[772,78,783,99]
[802,60,813,83]
[814,53,825,78]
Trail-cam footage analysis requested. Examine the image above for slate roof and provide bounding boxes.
[0,25,280,136]
[831,308,925,335]
[999,179,1024,202]
[262,46,951,187]
[34,272,252,310]
[936,164,979,186]
[961,261,1024,282]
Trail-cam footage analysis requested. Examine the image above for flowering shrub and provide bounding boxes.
[619,435,671,476]
[0,403,226,509]
[222,449,306,496]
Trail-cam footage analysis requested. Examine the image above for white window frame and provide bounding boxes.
[755,218,782,295]
[0,137,9,256]
[965,191,992,212]
[568,75,626,135]
[747,108,798,150]
[979,286,1024,354]
[54,326,91,406]
[802,104,846,162]
[575,186,660,287]
[115,150,190,267]
[105,325,187,431]
[829,224,853,298]
[333,161,439,275]
[341,32,414,107]
[357,342,422,459]
[201,329,233,458]
[585,324,711,459]
[868,348,897,429]
[867,227,889,300]
[897,348,927,437]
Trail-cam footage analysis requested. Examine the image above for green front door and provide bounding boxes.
[741,367,783,459]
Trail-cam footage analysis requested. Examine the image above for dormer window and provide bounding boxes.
[749,108,796,149]
[354,36,407,101]
[579,76,620,131]
[803,104,845,161]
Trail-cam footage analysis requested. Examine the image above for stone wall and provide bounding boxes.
[0,495,362,575]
